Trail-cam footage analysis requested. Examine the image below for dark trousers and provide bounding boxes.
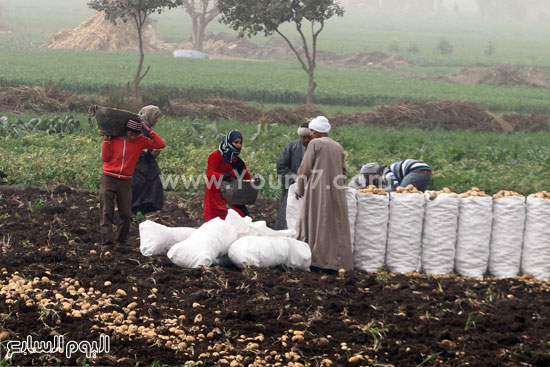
[99,174,132,245]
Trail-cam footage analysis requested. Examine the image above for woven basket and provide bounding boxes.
[220,179,259,205]
[89,105,139,137]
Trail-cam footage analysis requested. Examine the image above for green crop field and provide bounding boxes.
[2,1,550,196]
[1,0,550,113]
[2,112,550,198]
[1,50,549,112]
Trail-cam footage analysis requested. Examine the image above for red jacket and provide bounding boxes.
[203,150,251,222]
[101,131,166,180]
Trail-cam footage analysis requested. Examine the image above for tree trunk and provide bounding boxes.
[194,21,207,52]
[191,15,201,50]
[306,71,316,106]
[134,21,144,100]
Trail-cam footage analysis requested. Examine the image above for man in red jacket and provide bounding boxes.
[100,118,166,251]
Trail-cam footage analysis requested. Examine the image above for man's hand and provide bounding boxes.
[142,121,151,133]
[151,149,161,158]
[98,130,111,138]
[295,192,303,200]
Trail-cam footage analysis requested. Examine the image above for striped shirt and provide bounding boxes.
[383,159,431,187]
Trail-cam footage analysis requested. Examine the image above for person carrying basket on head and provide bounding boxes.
[99,118,166,252]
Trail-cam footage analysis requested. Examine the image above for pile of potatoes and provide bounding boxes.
[428,187,455,200]
[492,190,524,199]
[459,187,491,198]
[528,191,550,199]
[357,185,387,196]
[394,184,423,194]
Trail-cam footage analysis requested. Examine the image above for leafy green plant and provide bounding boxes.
[388,38,400,53]
[133,211,146,224]
[464,312,477,330]
[0,116,81,137]
[484,40,496,56]
[417,352,442,366]
[436,39,453,55]
[28,197,46,212]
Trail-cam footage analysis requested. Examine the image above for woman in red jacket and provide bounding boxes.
[204,130,251,222]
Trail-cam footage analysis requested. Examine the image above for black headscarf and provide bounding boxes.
[218,131,243,163]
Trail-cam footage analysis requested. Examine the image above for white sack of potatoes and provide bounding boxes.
[488,196,526,278]
[353,192,389,272]
[345,188,358,252]
[386,192,425,273]
[225,209,295,238]
[421,192,460,275]
[521,197,550,280]
[139,220,196,256]
[228,236,311,270]
[286,183,303,237]
[167,217,238,268]
[455,196,493,277]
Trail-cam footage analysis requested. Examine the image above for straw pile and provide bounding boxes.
[47,11,171,52]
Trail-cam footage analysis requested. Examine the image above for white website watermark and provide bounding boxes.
[159,169,364,191]
[2,335,110,360]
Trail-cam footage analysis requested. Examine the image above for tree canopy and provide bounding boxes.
[88,0,180,99]
[218,0,344,105]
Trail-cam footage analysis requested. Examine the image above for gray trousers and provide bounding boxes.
[99,174,132,245]
[399,172,432,192]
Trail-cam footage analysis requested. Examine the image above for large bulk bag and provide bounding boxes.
[353,192,389,272]
[225,209,295,238]
[139,220,196,256]
[167,217,238,268]
[228,236,311,270]
[386,192,425,273]
[488,196,526,278]
[455,196,493,277]
[286,183,303,236]
[521,197,550,280]
[421,193,460,275]
[345,188,358,251]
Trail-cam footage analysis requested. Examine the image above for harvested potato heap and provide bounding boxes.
[428,187,456,200]
[459,187,491,198]
[493,190,524,199]
[394,184,422,194]
[357,185,387,196]
[528,191,550,199]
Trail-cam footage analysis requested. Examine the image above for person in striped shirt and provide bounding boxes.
[382,159,432,192]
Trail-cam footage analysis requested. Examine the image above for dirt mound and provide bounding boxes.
[47,11,171,52]
[501,113,550,132]
[171,98,263,122]
[444,65,550,89]
[0,83,91,113]
[189,33,408,68]
[2,185,550,366]
[331,101,514,132]
[171,98,325,125]
[264,105,325,125]
[340,51,410,68]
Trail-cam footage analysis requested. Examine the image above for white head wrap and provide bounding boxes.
[297,126,311,137]
[308,116,331,133]
[360,162,379,174]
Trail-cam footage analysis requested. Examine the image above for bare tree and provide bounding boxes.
[88,0,179,100]
[219,0,344,105]
[181,0,220,51]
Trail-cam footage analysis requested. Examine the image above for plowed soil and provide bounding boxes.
[1,185,550,366]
